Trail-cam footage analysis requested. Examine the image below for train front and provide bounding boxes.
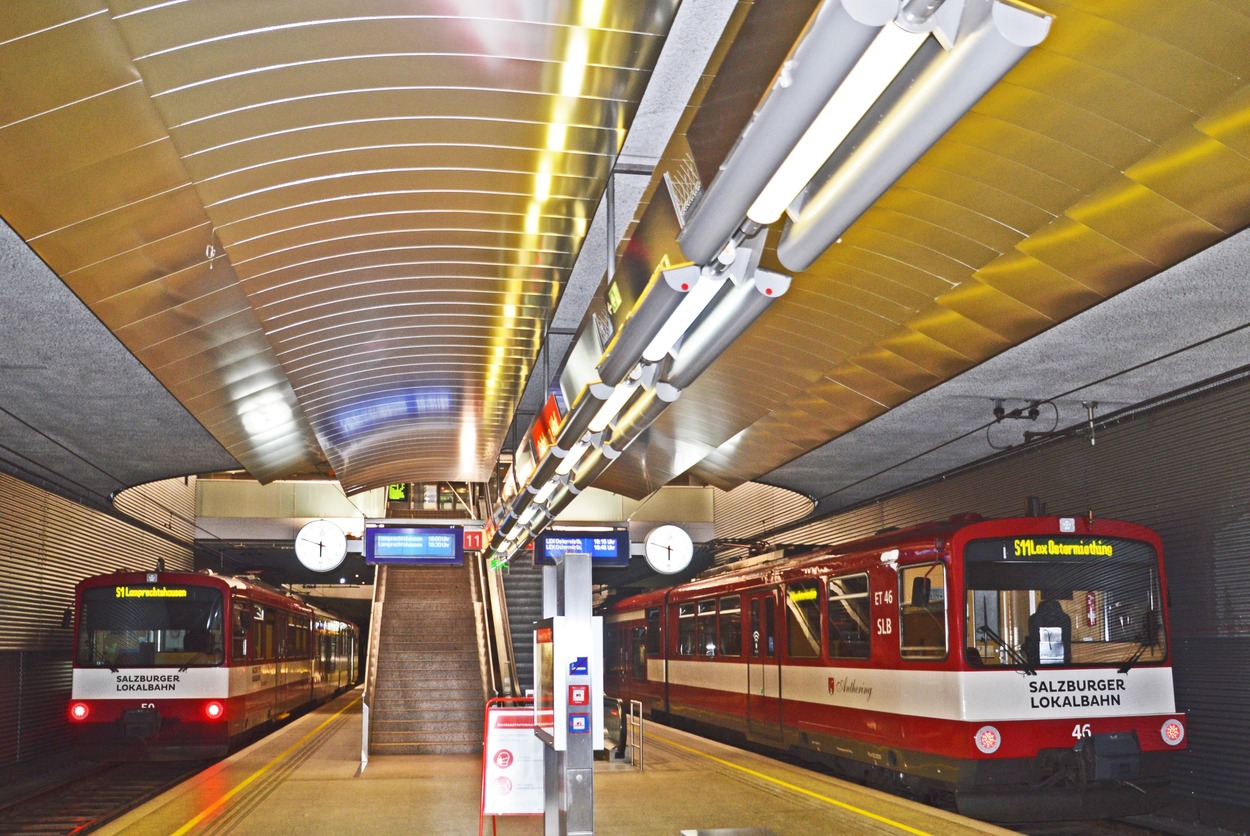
[69,571,230,760]
[951,517,1186,821]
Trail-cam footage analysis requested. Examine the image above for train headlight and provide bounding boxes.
[204,700,226,721]
[1161,718,1185,746]
[974,725,1002,754]
[69,702,90,722]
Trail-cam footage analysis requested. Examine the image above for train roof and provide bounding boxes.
[75,569,358,629]
[607,513,1163,610]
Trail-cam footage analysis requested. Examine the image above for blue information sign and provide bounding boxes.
[533,529,630,568]
[365,527,463,565]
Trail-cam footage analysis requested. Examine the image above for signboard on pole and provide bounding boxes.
[480,700,544,831]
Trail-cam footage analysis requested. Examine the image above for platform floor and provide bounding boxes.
[98,688,1018,835]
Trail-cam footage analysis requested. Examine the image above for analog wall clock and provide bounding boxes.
[295,519,348,572]
[644,524,693,575]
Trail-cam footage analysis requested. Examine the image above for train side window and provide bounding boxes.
[764,597,776,657]
[605,629,621,674]
[645,608,661,655]
[232,604,251,659]
[253,608,274,662]
[677,603,697,656]
[785,580,821,658]
[828,574,871,660]
[718,596,742,656]
[750,600,761,657]
[900,563,948,660]
[631,627,648,680]
[697,600,718,656]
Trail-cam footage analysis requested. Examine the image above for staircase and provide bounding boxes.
[368,564,484,755]
[500,559,544,695]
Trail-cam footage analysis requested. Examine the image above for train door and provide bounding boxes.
[745,589,782,743]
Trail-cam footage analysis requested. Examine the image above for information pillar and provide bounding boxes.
[535,552,602,836]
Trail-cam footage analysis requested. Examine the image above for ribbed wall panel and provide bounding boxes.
[0,652,74,768]
[113,476,198,543]
[0,472,194,768]
[713,481,813,541]
[771,375,1250,812]
[0,653,19,765]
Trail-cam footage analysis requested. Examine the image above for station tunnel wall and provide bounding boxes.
[777,374,1250,815]
[0,473,194,768]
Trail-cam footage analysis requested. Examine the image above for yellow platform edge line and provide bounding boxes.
[170,695,362,836]
[651,732,933,836]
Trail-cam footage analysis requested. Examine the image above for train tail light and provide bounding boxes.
[974,725,1002,754]
[69,702,90,722]
[203,700,226,721]
[1161,718,1185,746]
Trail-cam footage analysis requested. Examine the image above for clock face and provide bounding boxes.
[295,519,348,572]
[644,524,693,575]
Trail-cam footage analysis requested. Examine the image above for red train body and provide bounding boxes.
[604,515,1186,823]
[69,570,359,759]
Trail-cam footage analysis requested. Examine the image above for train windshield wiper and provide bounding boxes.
[975,625,1036,676]
[1118,609,1160,674]
[91,644,119,673]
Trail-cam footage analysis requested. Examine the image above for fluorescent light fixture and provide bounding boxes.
[641,270,727,362]
[533,479,560,505]
[555,438,590,475]
[588,381,639,433]
[675,0,898,265]
[665,269,793,390]
[747,23,929,225]
[596,262,701,386]
[778,0,1052,271]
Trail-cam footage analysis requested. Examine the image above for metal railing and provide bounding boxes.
[472,549,519,698]
[627,699,645,770]
[359,564,388,771]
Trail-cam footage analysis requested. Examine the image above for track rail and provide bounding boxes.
[0,760,207,835]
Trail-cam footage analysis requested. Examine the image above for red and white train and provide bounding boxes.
[69,569,359,759]
[604,514,1186,822]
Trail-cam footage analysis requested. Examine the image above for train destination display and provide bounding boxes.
[533,528,630,568]
[366,526,463,565]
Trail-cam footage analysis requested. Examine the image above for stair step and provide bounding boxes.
[369,561,485,758]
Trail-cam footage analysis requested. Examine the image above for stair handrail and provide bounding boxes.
[473,549,519,697]
[469,550,500,699]
[360,564,388,771]
[488,557,520,696]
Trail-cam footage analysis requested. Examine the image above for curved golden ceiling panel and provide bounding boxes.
[100,0,678,490]
[0,3,323,483]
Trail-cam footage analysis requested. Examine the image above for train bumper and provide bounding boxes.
[73,710,229,761]
[956,778,1169,823]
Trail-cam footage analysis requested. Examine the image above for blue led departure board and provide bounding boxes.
[533,529,631,568]
[366,527,463,565]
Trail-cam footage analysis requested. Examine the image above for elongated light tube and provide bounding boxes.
[641,270,727,362]
[588,380,640,433]
[747,23,929,225]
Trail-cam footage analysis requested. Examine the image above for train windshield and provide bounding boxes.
[77,584,225,668]
[963,535,1166,669]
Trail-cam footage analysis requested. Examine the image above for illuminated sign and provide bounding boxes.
[114,586,188,599]
[1012,539,1114,557]
[533,529,630,568]
[365,527,463,565]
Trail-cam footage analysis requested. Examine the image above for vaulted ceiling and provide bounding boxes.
[1,0,1249,522]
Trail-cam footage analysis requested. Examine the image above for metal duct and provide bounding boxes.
[777,0,1051,271]
[677,0,900,264]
